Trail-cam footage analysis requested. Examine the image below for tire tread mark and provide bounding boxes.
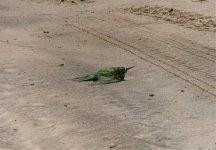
[93,16,216,59]
[81,17,216,83]
[70,24,216,97]
[81,24,216,89]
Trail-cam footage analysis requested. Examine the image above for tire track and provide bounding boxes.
[79,16,216,86]
[91,16,216,61]
[68,24,216,97]
[80,24,216,88]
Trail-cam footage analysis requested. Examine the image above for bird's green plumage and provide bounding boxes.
[73,66,135,84]
[73,74,97,82]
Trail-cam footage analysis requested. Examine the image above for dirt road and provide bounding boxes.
[0,0,215,150]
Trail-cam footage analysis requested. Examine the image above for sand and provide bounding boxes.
[0,0,215,150]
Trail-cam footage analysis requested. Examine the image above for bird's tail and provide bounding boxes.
[126,66,136,71]
[72,74,97,82]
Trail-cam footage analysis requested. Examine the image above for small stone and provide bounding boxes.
[168,8,174,13]
[109,145,117,149]
[59,64,64,67]
[149,94,155,97]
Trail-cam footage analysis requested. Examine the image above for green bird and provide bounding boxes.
[73,66,135,84]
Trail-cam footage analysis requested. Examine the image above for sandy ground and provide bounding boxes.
[0,0,216,150]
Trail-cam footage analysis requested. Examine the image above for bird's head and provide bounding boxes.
[118,66,136,80]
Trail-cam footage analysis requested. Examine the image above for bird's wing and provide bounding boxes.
[96,67,125,76]
[97,76,121,84]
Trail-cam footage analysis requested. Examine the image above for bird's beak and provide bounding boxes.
[126,66,136,71]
